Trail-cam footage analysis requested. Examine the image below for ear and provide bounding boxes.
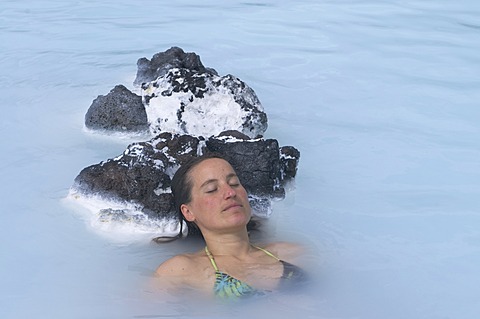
[180,204,196,222]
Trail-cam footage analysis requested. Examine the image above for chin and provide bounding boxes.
[226,210,251,227]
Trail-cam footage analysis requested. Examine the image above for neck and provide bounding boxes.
[202,228,251,257]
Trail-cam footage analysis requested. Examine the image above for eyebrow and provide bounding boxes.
[199,173,237,188]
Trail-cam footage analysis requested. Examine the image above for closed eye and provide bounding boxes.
[227,175,241,187]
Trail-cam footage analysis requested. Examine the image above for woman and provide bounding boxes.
[154,153,305,299]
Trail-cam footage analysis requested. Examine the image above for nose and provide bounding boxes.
[224,184,237,199]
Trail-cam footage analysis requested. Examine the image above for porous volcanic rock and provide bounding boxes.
[75,47,302,238]
[72,131,299,219]
[134,46,218,86]
[142,68,267,138]
[85,85,148,132]
[85,47,267,137]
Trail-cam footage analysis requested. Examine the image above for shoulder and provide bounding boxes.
[150,252,212,296]
[155,253,199,279]
[153,252,213,291]
[262,241,305,263]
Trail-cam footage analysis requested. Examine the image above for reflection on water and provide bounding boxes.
[2,0,480,318]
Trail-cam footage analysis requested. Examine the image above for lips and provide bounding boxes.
[222,202,243,211]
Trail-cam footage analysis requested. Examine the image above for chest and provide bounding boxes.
[190,257,285,292]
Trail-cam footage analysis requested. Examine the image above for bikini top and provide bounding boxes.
[204,245,305,299]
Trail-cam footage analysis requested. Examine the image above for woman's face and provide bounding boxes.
[180,158,251,233]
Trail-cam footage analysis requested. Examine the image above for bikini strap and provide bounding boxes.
[252,245,281,261]
[204,246,219,271]
[205,245,280,271]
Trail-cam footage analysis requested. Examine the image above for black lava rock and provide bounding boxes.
[85,85,148,132]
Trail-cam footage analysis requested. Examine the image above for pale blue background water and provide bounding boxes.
[1,1,480,318]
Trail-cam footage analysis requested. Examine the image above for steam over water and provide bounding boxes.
[1,0,480,318]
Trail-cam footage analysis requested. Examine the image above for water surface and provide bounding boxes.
[1,0,480,318]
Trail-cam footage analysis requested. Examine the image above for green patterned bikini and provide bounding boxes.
[204,245,304,299]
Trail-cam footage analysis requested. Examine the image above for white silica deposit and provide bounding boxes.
[142,69,265,138]
[64,190,187,243]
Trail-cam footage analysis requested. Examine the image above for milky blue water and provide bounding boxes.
[2,0,480,318]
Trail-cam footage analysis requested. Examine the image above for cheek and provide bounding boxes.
[193,197,217,213]
[239,187,249,200]
[202,198,216,209]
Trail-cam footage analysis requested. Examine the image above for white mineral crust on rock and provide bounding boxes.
[142,69,266,138]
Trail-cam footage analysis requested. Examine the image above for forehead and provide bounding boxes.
[189,158,235,183]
